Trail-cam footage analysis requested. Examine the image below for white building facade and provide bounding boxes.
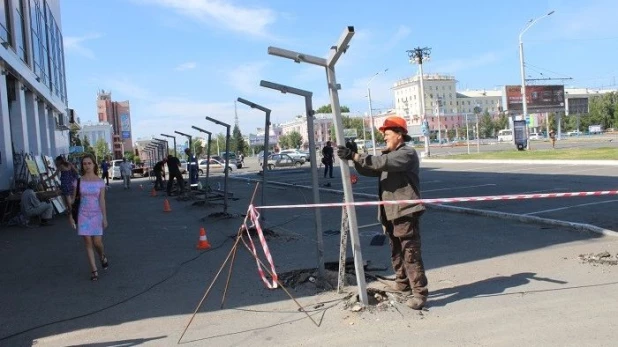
[0,0,68,190]
[78,122,113,148]
[279,113,345,149]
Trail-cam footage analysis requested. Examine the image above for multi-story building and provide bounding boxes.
[96,90,133,159]
[279,113,347,149]
[0,0,69,190]
[78,122,113,150]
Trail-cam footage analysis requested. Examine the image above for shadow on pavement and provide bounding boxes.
[66,335,166,347]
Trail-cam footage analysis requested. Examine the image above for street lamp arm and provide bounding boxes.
[519,11,555,41]
[366,68,388,87]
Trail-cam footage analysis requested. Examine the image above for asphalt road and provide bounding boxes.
[236,155,618,231]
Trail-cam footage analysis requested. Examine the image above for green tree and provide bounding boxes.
[588,92,618,130]
[124,151,135,162]
[479,110,494,138]
[82,136,94,156]
[278,134,289,149]
[328,115,365,142]
[316,104,350,113]
[94,138,111,163]
[69,123,81,146]
[232,124,247,155]
[494,112,509,131]
[287,131,303,148]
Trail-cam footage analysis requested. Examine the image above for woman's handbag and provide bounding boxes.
[71,179,81,222]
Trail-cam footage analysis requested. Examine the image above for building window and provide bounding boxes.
[13,0,28,63]
[0,0,11,46]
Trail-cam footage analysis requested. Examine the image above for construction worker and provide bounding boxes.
[166,154,184,196]
[153,158,166,191]
[337,115,428,310]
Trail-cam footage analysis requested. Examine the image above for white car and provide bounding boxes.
[279,149,309,162]
[529,132,542,140]
[110,159,123,179]
[198,158,234,175]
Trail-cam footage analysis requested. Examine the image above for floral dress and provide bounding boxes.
[76,179,105,236]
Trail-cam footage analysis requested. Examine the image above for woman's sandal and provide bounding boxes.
[100,255,109,270]
[91,270,98,281]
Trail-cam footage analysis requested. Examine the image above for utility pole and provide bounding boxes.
[407,47,431,157]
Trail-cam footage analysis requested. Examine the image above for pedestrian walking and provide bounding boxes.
[166,154,185,196]
[101,159,110,186]
[549,129,556,149]
[321,141,334,178]
[337,116,428,310]
[69,154,108,281]
[119,158,132,189]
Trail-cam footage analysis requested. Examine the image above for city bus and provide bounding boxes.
[497,129,513,142]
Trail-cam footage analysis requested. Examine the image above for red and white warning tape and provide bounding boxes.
[244,204,278,289]
[255,190,618,210]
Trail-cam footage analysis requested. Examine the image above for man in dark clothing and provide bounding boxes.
[153,159,166,191]
[337,116,428,310]
[321,141,334,178]
[345,138,358,154]
[166,155,184,196]
[184,148,198,189]
[101,159,110,186]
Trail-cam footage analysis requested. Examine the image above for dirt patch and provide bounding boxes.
[579,251,618,266]
[343,287,407,313]
[245,227,278,239]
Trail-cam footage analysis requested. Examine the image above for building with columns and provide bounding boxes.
[0,0,68,191]
[78,122,113,150]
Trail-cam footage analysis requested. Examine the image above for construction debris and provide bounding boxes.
[578,251,618,266]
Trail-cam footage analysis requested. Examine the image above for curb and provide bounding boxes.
[421,159,618,166]
[231,175,618,238]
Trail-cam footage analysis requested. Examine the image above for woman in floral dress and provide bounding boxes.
[69,154,109,281]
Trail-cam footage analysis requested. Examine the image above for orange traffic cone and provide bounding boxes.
[151,188,157,197]
[163,199,172,212]
[197,227,211,250]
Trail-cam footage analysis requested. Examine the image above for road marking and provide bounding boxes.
[422,183,496,193]
[524,199,618,215]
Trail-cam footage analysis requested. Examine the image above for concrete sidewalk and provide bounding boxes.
[1,177,617,346]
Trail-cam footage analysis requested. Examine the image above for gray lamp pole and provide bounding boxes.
[259,79,325,278]
[160,133,176,156]
[407,47,431,157]
[267,26,368,305]
[191,126,212,199]
[519,10,555,150]
[205,117,231,214]
[153,138,168,160]
[236,98,270,221]
[366,68,388,155]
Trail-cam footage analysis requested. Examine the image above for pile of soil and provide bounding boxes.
[579,251,618,265]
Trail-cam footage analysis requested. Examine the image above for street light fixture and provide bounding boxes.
[259,79,325,278]
[153,138,168,160]
[191,126,212,199]
[236,98,270,221]
[267,26,368,305]
[519,10,555,149]
[205,116,231,214]
[407,47,431,157]
[366,68,388,155]
[160,133,176,156]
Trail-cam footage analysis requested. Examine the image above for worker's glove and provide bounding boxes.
[337,146,354,160]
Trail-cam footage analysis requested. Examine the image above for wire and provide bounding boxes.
[0,237,232,342]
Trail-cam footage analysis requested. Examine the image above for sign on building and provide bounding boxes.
[120,114,131,139]
[505,85,565,112]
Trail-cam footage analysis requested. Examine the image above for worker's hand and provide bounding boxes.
[337,146,354,160]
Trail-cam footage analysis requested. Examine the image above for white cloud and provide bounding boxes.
[175,61,197,71]
[226,61,268,95]
[63,33,103,59]
[429,51,501,74]
[140,0,277,38]
[383,25,411,50]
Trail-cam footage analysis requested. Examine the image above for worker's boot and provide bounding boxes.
[406,296,427,310]
[383,279,412,294]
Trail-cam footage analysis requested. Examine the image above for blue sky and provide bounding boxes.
[61,0,618,141]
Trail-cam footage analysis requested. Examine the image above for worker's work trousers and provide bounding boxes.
[25,203,53,220]
[154,171,164,190]
[167,172,185,196]
[383,214,428,300]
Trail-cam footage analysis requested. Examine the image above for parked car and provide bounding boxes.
[110,159,123,179]
[212,154,241,169]
[198,158,235,175]
[265,153,305,170]
[257,150,273,167]
[529,132,542,140]
[280,149,310,162]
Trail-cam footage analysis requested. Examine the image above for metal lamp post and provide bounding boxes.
[407,47,431,157]
[260,79,325,278]
[367,68,388,155]
[191,126,212,198]
[519,10,555,150]
[175,130,198,188]
[205,117,231,214]
[236,98,270,221]
[153,138,168,159]
[160,133,176,156]
[267,26,368,305]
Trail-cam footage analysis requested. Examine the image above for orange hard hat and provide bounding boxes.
[379,116,408,133]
